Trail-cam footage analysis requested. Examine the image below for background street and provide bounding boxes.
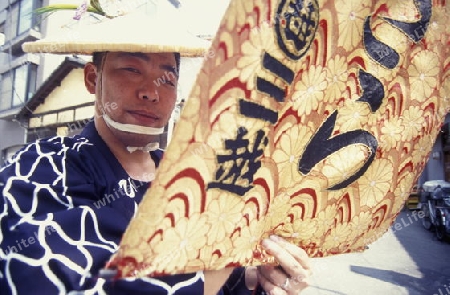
[303,209,450,295]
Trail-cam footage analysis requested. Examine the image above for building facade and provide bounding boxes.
[421,114,450,184]
[0,0,44,163]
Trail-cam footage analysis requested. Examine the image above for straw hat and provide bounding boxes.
[22,2,211,57]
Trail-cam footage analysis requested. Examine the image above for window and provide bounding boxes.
[17,0,34,35]
[12,64,28,107]
[0,23,5,46]
[0,71,13,111]
[7,0,43,40]
[0,63,37,111]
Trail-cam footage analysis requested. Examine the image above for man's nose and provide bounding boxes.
[139,87,160,102]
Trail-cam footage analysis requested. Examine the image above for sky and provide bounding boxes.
[176,0,231,36]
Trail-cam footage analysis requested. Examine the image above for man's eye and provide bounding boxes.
[124,67,140,74]
[165,80,176,86]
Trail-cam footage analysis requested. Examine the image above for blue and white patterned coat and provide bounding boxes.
[0,122,249,295]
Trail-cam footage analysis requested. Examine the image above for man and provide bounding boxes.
[0,6,311,295]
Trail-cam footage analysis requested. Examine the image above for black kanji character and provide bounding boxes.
[208,129,268,196]
[298,110,378,190]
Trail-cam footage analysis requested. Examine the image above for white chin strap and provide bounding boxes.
[102,113,164,135]
[102,113,162,153]
[126,142,160,153]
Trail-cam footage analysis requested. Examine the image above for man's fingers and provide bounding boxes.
[258,265,286,287]
[261,236,311,279]
[269,235,311,272]
[257,268,285,295]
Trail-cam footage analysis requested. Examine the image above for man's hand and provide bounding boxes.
[246,235,311,294]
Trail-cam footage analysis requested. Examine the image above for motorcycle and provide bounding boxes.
[420,180,450,241]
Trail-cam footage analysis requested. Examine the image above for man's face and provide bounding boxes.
[87,52,178,146]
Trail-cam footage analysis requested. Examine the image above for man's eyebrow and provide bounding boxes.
[117,52,150,61]
[117,52,178,77]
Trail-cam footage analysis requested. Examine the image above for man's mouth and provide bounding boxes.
[128,110,160,124]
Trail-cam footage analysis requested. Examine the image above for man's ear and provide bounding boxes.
[84,63,98,94]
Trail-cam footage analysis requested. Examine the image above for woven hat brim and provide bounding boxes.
[22,41,209,57]
[22,11,211,57]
